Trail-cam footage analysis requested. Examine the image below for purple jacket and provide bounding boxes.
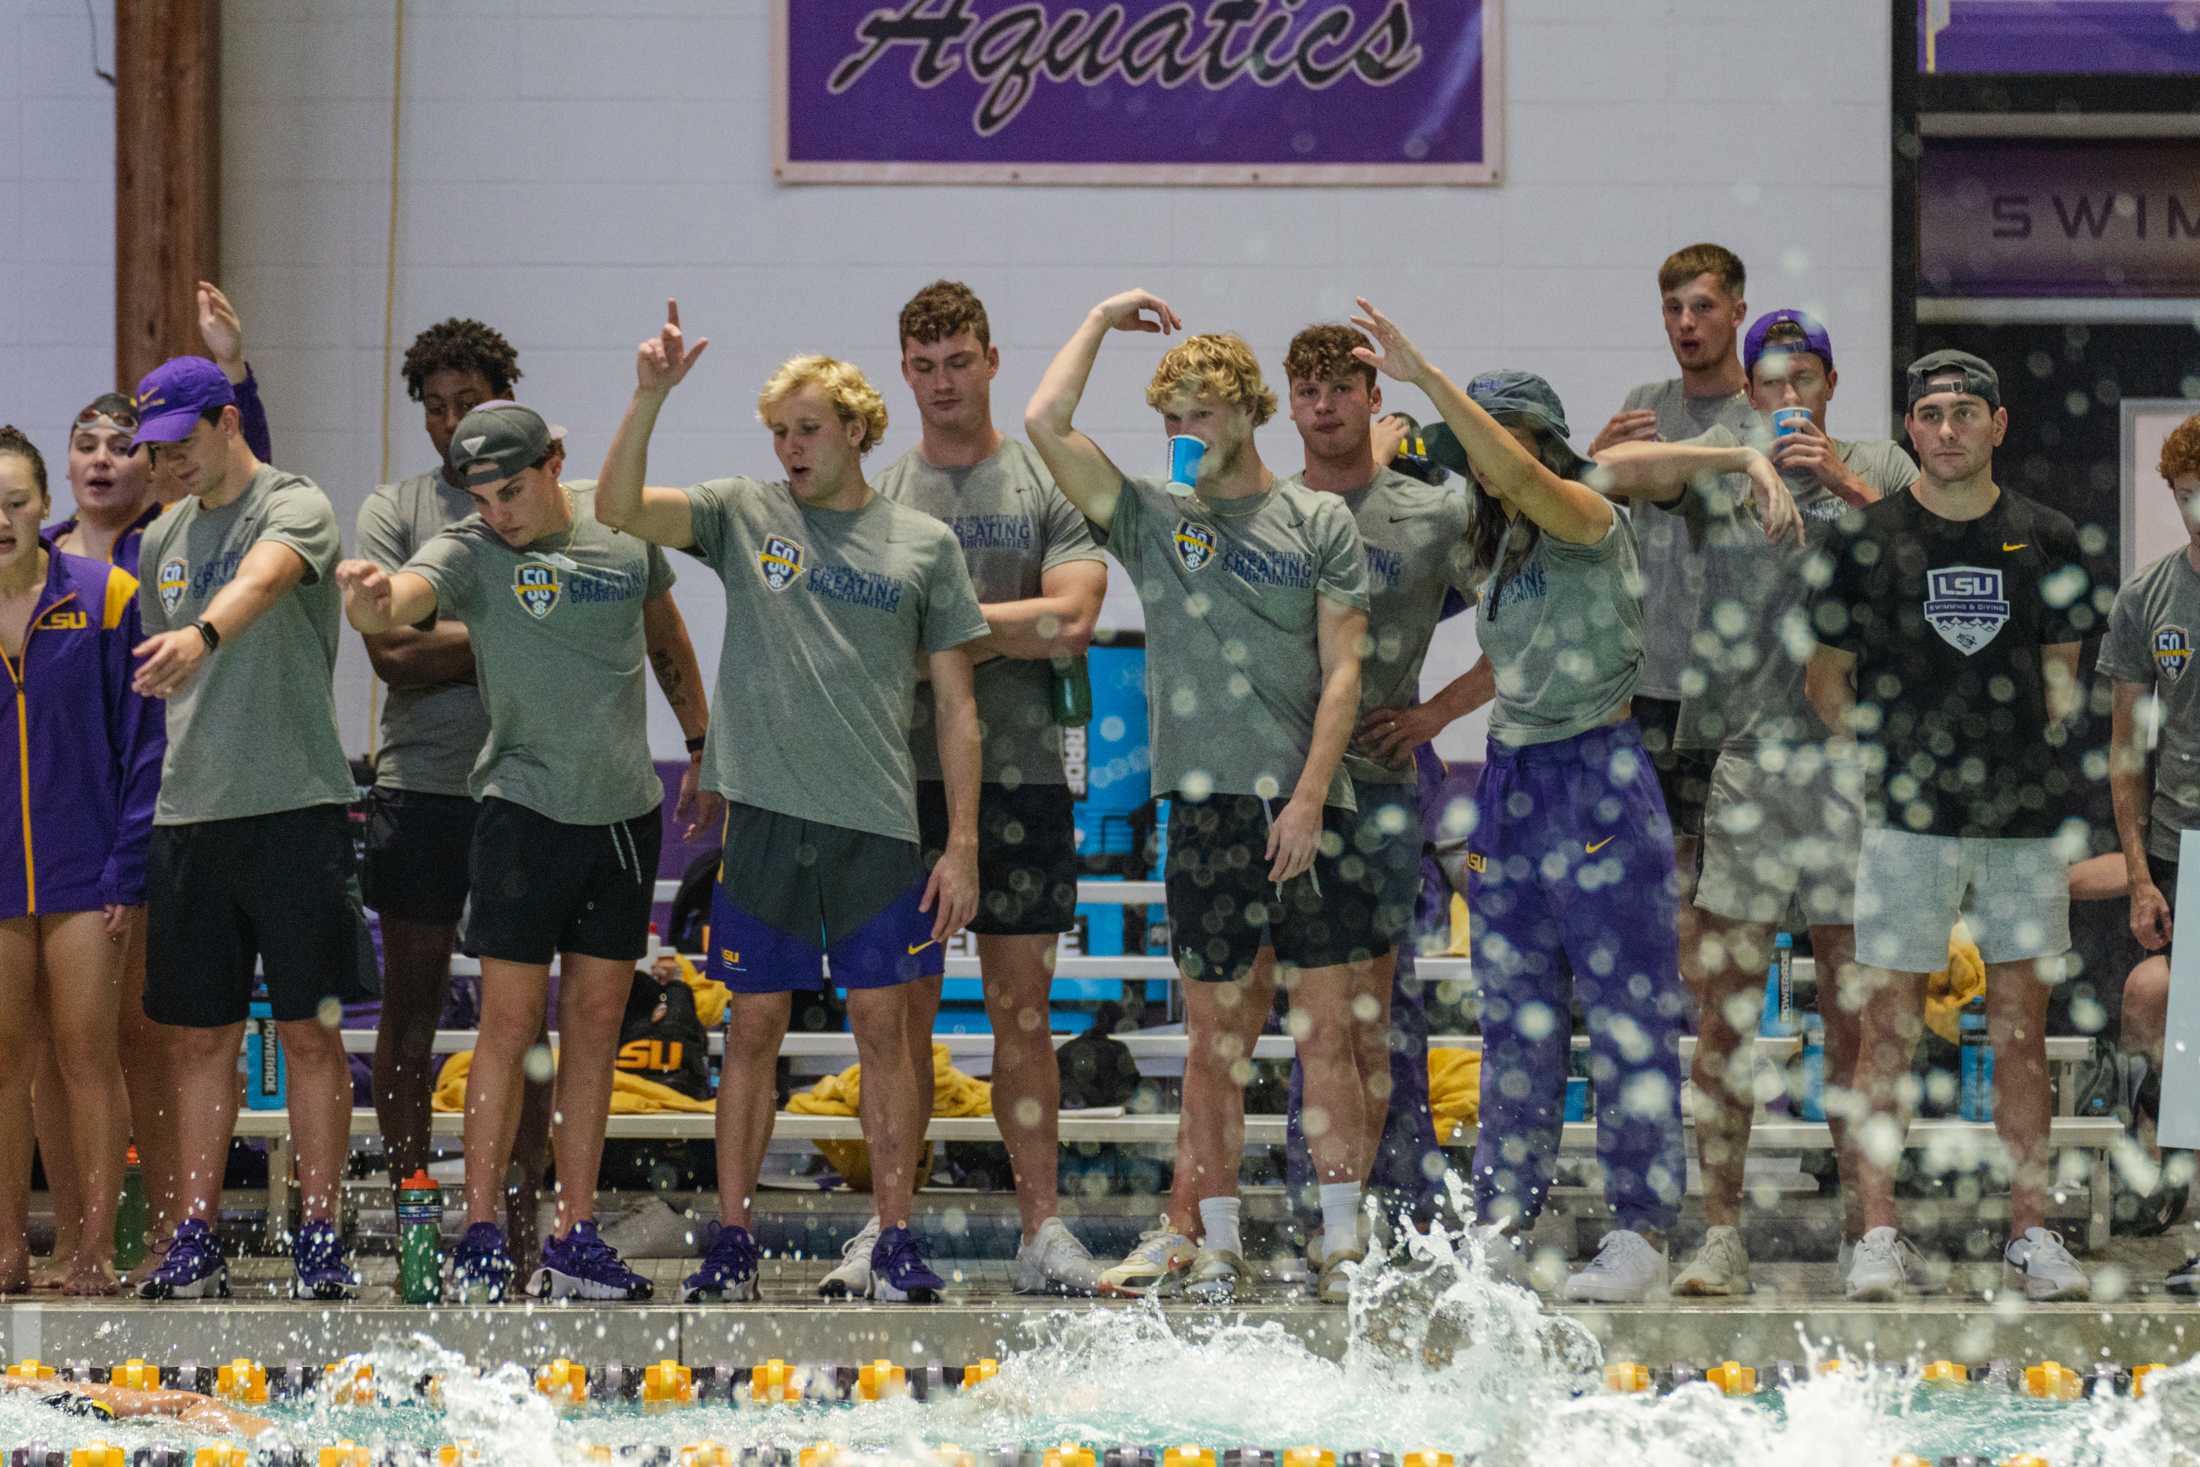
[0,552,164,916]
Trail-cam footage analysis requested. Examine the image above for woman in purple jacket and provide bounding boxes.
[0,428,163,1295]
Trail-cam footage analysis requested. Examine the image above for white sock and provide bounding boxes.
[1198,1197,1242,1256]
[1319,1183,1363,1250]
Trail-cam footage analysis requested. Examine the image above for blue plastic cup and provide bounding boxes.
[1772,406,1813,438]
[1165,434,1207,496]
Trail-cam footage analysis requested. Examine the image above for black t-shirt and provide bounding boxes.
[1811,488,2091,838]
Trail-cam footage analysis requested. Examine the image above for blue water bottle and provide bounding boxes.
[1959,998,1993,1122]
[1760,932,1799,1037]
[243,1000,287,1111]
[1799,1015,1826,1121]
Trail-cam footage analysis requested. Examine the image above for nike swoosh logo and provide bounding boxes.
[2003,542,2027,551]
[1585,837,1614,854]
[906,940,938,956]
[1388,515,1414,523]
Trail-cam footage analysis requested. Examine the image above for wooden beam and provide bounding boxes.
[115,0,221,394]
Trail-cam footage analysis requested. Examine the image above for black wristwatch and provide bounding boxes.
[685,734,707,755]
[194,619,221,652]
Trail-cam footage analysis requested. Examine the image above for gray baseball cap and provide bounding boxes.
[1421,369,1595,483]
[447,401,565,487]
[1905,349,2001,411]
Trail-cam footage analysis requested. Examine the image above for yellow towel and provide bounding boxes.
[1426,1046,1481,1144]
[431,1049,715,1115]
[786,1043,992,1191]
[1925,921,1986,1045]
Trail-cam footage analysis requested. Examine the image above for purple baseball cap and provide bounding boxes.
[131,356,237,446]
[1742,308,1835,378]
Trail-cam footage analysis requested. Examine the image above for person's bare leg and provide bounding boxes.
[1178,965,1279,1219]
[1985,956,2056,1238]
[1839,965,1925,1233]
[165,1021,249,1227]
[978,933,1063,1239]
[1286,962,1368,1187]
[713,992,792,1230]
[507,1052,554,1265]
[1688,913,1775,1230]
[39,911,126,1293]
[115,912,176,1259]
[2123,956,2170,1069]
[1344,950,1395,1181]
[370,915,459,1187]
[462,959,550,1227]
[275,1013,354,1228]
[29,1033,79,1286]
[543,953,635,1236]
[0,919,39,1289]
[847,984,920,1229]
[904,972,944,1216]
[1807,924,1865,1242]
[1673,832,1706,1010]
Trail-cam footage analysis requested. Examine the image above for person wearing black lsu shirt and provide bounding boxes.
[1806,350,2092,1304]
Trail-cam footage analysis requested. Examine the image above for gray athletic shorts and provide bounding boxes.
[1853,827,2071,975]
[1694,743,1864,928]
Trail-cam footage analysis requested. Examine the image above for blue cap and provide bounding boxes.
[1421,370,1594,483]
[1743,309,1835,378]
[131,357,236,447]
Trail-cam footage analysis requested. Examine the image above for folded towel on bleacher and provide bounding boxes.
[430,1049,716,1115]
[1426,1046,1482,1143]
[787,1043,992,1192]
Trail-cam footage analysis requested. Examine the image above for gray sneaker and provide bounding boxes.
[1012,1217,1103,1296]
[2004,1227,2089,1302]
[1846,1226,1929,1302]
[1672,1225,1752,1298]
[1562,1230,1667,1303]
[817,1216,880,1299]
[1181,1246,1246,1304]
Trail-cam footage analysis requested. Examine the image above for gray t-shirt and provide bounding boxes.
[682,477,991,844]
[1099,476,1369,809]
[1476,509,1645,748]
[1617,378,1756,700]
[402,483,671,827]
[138,465,357,824]
[1280,469,1477,787]
[873,439,1105,788]
[356,470,492,797]
[1668,425,1922,750]
[2099,547,2200,863]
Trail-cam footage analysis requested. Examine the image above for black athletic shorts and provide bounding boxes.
[361,785,478,924]
[915,780,1078,937]
[1632,695,1710,841]
[464,797,662,966]
[145,804,379,1028]
[1163,794,1391,983]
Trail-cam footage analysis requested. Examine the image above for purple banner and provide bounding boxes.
[1919,138,2200,298]
[773,0,1500,184]
[1921,0,2200,76]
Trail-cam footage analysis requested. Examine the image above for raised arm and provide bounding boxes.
[2111,677,2172,950]
[132,539,315,699]
[1024,289,1182,533]
[644,587,721,840]
[333,559,440,636]
[596,299,708,549]
[1593,438,1803,544]
[1347,298,1611,547]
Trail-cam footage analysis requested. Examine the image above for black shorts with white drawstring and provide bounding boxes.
[463,797,662,966]
[1162,793,1388,983]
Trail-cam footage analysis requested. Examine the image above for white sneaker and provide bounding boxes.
[1562,1230,1667,1303]
[2004,1227,2090,1302]
[1013,1217,1103,1296]
[1671,1225,1752,1298]
[1181,1246,1245,1303]
[1096,1220,1195,1297]
[817,1216,880,1299]
[1845,1226,1930,1301]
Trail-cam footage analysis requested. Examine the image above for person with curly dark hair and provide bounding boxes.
[359,317,550,1262]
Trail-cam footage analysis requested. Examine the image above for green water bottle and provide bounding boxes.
[1050,653,1092,727]
[113,1145,147,1272]
[397,1169,444,1304]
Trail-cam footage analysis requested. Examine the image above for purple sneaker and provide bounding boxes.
[869,1224,945,1303]
[681,1223,761,1303]
[291,1217,359,1300]
[529,1220,654,1301]
[451,1221,517,1304]
[136,1218,229,1300]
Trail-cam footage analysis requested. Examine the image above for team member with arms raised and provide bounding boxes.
[870,280,1110,1297]
[1026,289,1376,1304]
[595,304,987,1305]
[336,402,714,1302]
[1807,349,2093,1302]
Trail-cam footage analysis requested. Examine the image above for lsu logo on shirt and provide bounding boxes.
[1173,519,1217,573]
[759,534,805,592]
[2156,625,2193,680]
[1464,850,1487,874]
[156,557,189,617]
[513,561,563,620]
[1922,565,2009,655]
[36,610,87,631]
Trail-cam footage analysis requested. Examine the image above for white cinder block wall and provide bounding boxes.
[49,0,1895,765]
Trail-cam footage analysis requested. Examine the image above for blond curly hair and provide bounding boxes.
[1145,333,1277,428]
[757,355,889,455]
